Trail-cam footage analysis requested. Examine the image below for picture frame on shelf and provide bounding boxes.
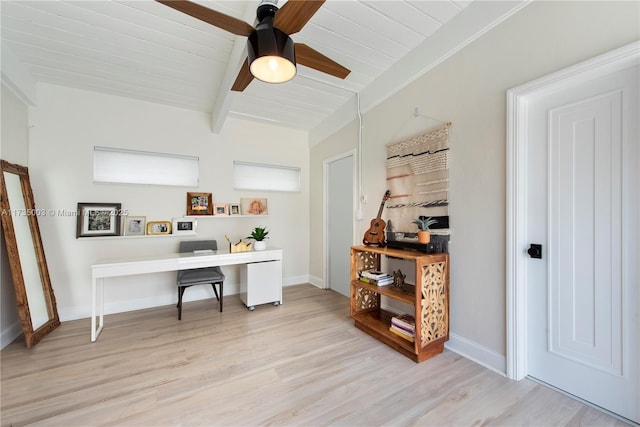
[123,216,146,236]
[241,198,268,215]
[229,203,241,216]
[76,202,123,238]
[214,203,229,216]
[146,220,172,235]
[187,192,213,216]
[172,217,196,235]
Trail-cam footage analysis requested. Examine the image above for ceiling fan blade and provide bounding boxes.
[231,59,254,92]
[156,0,254,37]
[295,43,350,80]
[274,0,325,35]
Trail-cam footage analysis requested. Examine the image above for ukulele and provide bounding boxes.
[362,190,391,247]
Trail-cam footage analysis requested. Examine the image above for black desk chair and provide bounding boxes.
[176,240,225,320]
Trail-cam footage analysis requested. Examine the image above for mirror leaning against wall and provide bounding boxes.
[0,160,60,348]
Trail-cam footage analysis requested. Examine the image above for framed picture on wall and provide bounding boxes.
[214,203,229,216]
[241,198,268,215]
[229,203,241,216]
[76,202,122,238]
[186,192,213,216]
[172,217,196,235]
[123,216,146,236]
[146,221,172,235]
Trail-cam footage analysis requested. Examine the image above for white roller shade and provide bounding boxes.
[94,147,199,187]
[233,161,300,192]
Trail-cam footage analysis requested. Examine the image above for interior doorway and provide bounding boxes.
[506,42,639,423]
[324,151,356,297]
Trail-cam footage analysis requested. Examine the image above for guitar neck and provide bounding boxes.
[375,202,385,221]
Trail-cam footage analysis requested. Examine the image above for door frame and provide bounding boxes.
[506,41,639,381]
[323,149,357,290]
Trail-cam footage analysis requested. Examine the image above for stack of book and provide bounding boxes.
[389,314,415,342]
[359,270,393,286]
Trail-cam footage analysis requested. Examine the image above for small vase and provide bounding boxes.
[417,230,431,244]
[253,240,267,251]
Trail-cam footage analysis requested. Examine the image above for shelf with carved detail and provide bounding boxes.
[350,245,449,363]
[350,280,415,305]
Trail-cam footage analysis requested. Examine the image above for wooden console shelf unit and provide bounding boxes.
[350,245,449,363]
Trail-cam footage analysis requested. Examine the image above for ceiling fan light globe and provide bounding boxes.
[250,56,296,83]
[248,27,296,84]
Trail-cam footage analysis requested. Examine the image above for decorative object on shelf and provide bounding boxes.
[362,190,391,247]
[172,217,196,235]
[241,198,268,215]
[247,226,269,251]
[187,192,213,216]
[229,203,241,215]
[392,269,406,290]
[225,235,252,253]
[123,216,146,236]
[214,203,229,216]
[76,202,123,238]
[146,220,172,235]
[412,216,437,244]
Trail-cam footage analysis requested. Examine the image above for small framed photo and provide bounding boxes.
[77,202,122,238]
[124,216,146,236]
[241,198,268,215]
[214,203,229,216]
[172,217,196,235]
[229,203,241,216]
[146,221,172,235]
[187,192,213,216]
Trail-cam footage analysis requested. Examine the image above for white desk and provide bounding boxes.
[91,248,283,342]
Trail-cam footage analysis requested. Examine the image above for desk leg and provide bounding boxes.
[91,277,104,342]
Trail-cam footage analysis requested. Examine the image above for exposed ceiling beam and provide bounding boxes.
[211,1,260,133]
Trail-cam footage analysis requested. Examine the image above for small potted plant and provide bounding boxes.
[247,226,269,251]
[411,217,437,244]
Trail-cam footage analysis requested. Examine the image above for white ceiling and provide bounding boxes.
[0,0,527,142]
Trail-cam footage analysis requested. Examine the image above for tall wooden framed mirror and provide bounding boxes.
[0,160,60,348]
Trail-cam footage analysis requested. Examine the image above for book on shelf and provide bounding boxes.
[391,314,415,332]
[359,270,393,285]
[358,276,393,286]
[360,270,392,280]
[389,325,415,342]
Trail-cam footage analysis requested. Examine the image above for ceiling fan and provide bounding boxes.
[157,0,351,91]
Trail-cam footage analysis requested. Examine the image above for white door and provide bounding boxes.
[526,63,639,422]
[327,154,354,297]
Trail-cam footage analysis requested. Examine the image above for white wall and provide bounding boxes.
[1,83,29,346]
[26,83,309,322]
[310,0,640,372]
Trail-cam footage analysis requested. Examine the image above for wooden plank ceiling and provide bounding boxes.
[1,0,472,134]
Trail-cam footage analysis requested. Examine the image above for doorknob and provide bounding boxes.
[528,244,542,259]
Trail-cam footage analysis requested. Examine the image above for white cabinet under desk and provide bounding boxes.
[239,260,283,311]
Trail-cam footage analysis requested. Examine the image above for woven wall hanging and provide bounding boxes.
[385,123,451,234]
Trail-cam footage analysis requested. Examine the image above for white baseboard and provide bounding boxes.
[1,320,23,349]
[445,332,506,376]
[307,274,324,288]
[284,275,309,286]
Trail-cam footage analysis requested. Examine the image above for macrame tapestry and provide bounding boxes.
[385,123,450,235]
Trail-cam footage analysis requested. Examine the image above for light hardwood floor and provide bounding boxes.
[1,284,630,426]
